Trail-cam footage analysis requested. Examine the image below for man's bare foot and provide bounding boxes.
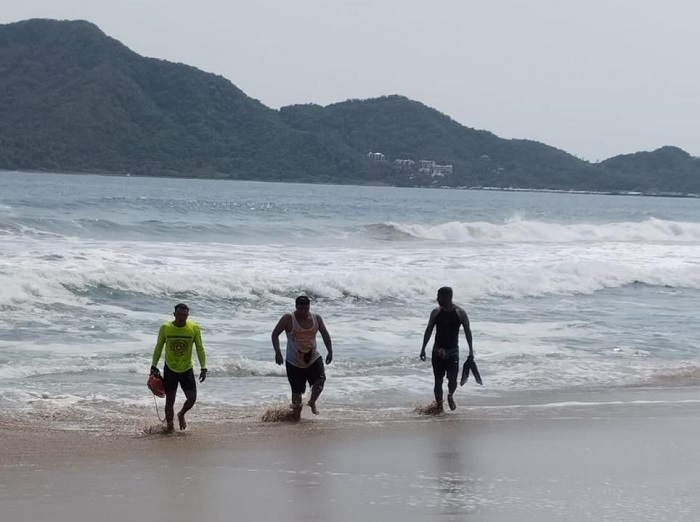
[308,400,319,415]
[163,422,174,434]
[447,395,456,411]
[435,401,444,413]
[290,403,302,421]
[177,411,186,430]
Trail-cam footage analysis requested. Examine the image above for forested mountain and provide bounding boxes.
[0,18,358,181]
[600,147,700,195]
[281,98,607,189]
[1,18,698,194]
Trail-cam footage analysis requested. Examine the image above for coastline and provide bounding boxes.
[468,185,700,198]
[3,385,700,521]
[3,168,698,199]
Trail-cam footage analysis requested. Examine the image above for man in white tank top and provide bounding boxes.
[271,295,333,420]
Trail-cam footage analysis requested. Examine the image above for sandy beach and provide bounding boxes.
[3,386,700,522]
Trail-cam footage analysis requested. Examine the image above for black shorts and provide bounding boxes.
[163,365,197,394]
[286,358,325,395]
[432,350,459,382]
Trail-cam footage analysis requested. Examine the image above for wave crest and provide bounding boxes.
[370,217,700,244]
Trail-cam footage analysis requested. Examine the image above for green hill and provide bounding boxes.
[600,147,700,195]
[1,18,699,193]
[0,18,355,180]
[281,97,608,189]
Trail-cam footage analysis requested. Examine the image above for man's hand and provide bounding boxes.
[420,350,426,362]
[199,368,207,383]
[325,351,333,365]
[150,365,161,378]
[275,351,284,365]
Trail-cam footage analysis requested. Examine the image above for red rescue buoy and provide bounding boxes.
[147,374,165,398]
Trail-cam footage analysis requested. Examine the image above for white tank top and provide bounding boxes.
[285,312,321,368]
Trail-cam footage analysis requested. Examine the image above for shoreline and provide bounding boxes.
[3,385,700,521]
[3,383,700,434]
[466,185,700,198]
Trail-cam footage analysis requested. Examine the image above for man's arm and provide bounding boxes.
[316,314,333,364]
[150,324,166,376]
[271,314,290,365]
[194,324,208,382]
[194,324,206,369]
[420,308,439,361]
[457,307,473,357]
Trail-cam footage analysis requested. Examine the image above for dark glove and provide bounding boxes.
[199,368,208,383]
[150,365,161,378]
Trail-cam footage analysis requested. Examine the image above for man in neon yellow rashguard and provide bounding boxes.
[150,303,207,433]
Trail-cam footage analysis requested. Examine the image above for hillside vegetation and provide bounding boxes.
[1,19,698,194]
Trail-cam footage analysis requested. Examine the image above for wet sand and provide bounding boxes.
[3,387,700,521]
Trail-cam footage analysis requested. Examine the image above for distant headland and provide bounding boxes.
[1,18,699,195]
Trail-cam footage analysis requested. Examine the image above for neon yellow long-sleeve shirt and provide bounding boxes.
[151,320,206,373]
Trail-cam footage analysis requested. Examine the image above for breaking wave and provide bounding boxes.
[369,217,700,244]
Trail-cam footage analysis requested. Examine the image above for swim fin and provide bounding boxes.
[470,357,482,385]
[460,355,483,386]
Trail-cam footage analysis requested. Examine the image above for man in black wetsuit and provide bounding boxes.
[420,287,473,411]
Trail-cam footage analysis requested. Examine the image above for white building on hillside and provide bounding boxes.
[419,160,436,174]
[432,164,453,177]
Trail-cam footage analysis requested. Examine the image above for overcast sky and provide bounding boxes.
[2,0,699,161]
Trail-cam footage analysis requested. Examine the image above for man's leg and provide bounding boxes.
[446,355,459,411]
[286,362,305,421]
[291,393,303,420]
[307,358,326,415]
[164,391,176,432]
[177,369,197,430]
[431,356,445,411]
[163,365,178,432]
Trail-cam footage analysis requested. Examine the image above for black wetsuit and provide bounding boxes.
[431,308,462,401]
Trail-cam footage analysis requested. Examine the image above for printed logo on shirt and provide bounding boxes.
[171,339,188,355]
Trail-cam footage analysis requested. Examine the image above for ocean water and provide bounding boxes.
[1,171,700,427]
